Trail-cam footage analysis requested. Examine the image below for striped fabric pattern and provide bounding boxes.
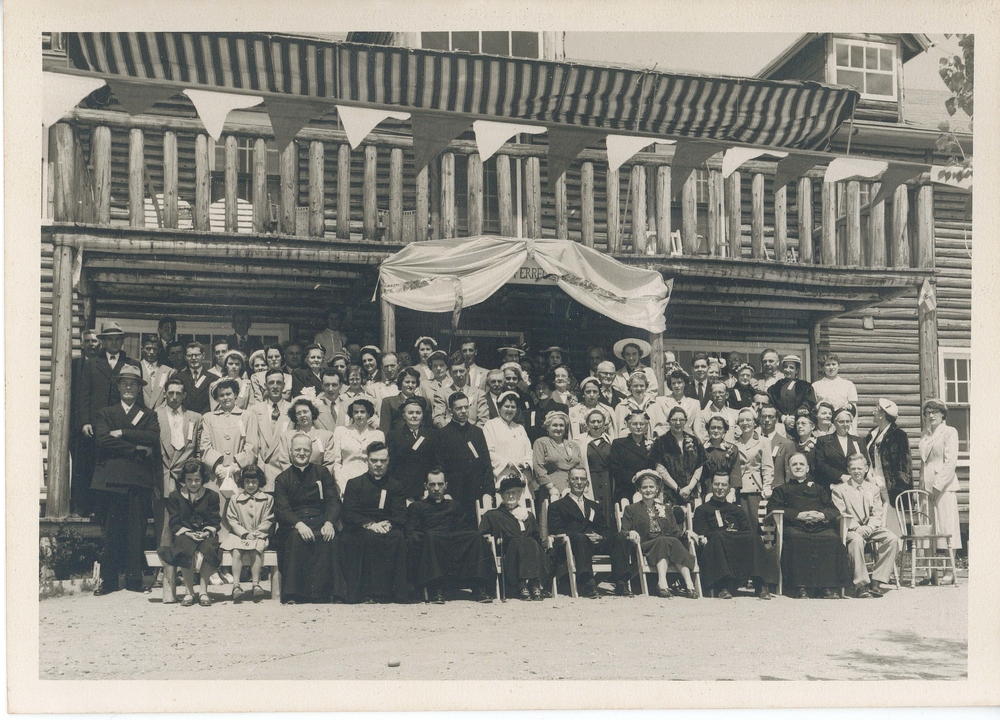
[66,32,858,150]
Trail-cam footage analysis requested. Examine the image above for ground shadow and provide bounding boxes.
[826,629,967,679]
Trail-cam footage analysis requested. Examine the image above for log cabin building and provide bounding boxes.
[39,32,971,547]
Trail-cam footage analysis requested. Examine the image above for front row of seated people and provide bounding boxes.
[156,439,896,604]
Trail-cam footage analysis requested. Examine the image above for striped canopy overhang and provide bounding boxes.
[65,32,859,151]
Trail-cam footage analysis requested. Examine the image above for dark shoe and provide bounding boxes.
[854,583,872,599]
[678,587,699,599]
[717,588,733,600]
[518,586,532,601]
[471,587,493,604]
[431,589,446,605]
[614,581,633,598]
[93,584,119,596]
[657,586,672,599]
[529,581,543,601]
[757,587,772,600]
[581,582,599,599]
[795,587,810,599]
[868,583,885,598]
[821,587,840,600]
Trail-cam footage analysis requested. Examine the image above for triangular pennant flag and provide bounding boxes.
[43,72,106,127]
[824,157,889,184]
[671,140,727,198]
[184,89,264,141]
[410,114,471,174]
[107,79,179,116]
[871,162,930,205]
[473,120,545,162]
[266,97,336,151]
[605,135,658,174]
[337,105,410,150]
[773,153,825,190]
[546,127,607,193]
[722,147,787,178]
[918,278,936,313]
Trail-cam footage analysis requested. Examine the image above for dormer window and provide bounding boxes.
[420,31,541,59]
[833,39,897,100]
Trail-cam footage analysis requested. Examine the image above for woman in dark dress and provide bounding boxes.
[478,475,548,601]
[386,396,438,502]
[273,432,344,604]
[620,470,697,598]
[766,452,851,598]
[649,407,707,508]
[726,363,758,411]
[607,411,654,504]
[692,473,777,599]
[578,407,614,529]
[701,415,743,501]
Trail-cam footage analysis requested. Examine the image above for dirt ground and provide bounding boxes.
[39,576,967,681]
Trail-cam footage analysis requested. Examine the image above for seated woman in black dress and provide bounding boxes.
[619,470,697,599]
[692,473,778,599]
[766,452,851,599]
[478,475,548,601]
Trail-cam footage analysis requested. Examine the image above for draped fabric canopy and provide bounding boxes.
[65,32,859,151]
[378,236,671,333]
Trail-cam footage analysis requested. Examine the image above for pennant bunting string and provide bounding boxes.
[337,105,411,150]
[184,89,264,141]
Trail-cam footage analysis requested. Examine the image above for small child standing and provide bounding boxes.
[158,459,223,607]
[220,465,274,602]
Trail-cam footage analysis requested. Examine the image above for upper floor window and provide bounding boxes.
[210,137,280,204]
[420,31,540,59]
[834,39,897,101]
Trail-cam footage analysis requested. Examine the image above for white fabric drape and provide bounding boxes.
[605,135,662,173]
[379,236,671,333]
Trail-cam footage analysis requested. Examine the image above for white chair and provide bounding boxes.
[895,489,958,587]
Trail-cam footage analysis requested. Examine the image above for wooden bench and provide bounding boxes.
[144,550,281,603]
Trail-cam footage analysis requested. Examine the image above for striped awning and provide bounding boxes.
[64,32,859,150]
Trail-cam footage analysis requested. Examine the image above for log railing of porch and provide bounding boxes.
[52,110,937,273]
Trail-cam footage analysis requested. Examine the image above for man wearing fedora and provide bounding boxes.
[610,338,658,400]
[91,365,161,594]
[76,322,143,516]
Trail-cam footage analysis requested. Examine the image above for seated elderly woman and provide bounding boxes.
[478,475,549,601]
[620,470,698,598]
[692,473,778,599]
[533,411,583,505]
[766,452,852,599]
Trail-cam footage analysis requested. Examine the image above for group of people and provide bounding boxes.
[71,313,964,604]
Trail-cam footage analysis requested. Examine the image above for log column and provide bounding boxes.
[162,131,179,229]
[581,161,595,247]
[389,147,404,242]
[308,140,325,237]
[820,181,837,265]
[128,128,145,227]
[892,184,911,267]
[415,166,429,242]
[337,144,351,240]
[363,145,378,241]
[649,332,665,398]
[751,173,765,259]
[797,177,813,263]
[525,156,542,239]
[631,164,647,253]
[607,167,620,253]
[681,173,697,255]
[725,171,741,259]
[916,185,939,407]
[441,152,456,238]
[774,184,787,263]
[225,135,239,232]
[845,180,861,265]
[279,141,297,234]
[92,126,112,225]
[251,138,267,233]
[497,154,514,238]
[869,182,886,266]
[655,166,671,254]
[467,152,484,236]
[381,296,397,354]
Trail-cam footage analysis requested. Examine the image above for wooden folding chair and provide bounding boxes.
[544,497,614,598]
[895,489,957,587]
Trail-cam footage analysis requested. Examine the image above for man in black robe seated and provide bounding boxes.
[547,467,632,598]
[340,441,409,603]
[478,475,549,601]
[692,474,778,599]
[404,468,493,604]
[273,433,343,604]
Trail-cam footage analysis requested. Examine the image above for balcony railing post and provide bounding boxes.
[581,161,595,247]
[655,165,670,254]
[415,165,429,242]
[774,183,787,264]
[681,172,697,255]
[337,144,351,240]
[389,147,404,242]
[162,131,178,229]
[797,177,813,264]
[707,169,722,256]
[892,184,910,268]
[441,152,456,238]
[917,184,935,269]
[821,181,836,265]
[497,154,514,237]
[726,171,741,260]
[52,124,76,221]
[308,140,325,238]
[225,135,239,232]
[194,133,211,232]
[555,172,568,239]
[279,141,297,235]
[363,145,378,241]
[751,173,765,259]
[631,164,647,254]
[607,166,621,253]
[128,128,145,228]
[846,180,861,265]
[869,182,886,266]
[92,125,112,225]
[525,156,542,239]
[467,152,484,236]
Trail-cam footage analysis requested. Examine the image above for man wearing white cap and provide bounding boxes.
[766,354,816,433]
[610,338,658,400]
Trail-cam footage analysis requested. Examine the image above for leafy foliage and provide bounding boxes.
[939,34,974,123]
[40,528,103,581]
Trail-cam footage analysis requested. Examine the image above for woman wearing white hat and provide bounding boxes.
[865,398,912,539]
[766,354,816,434]
[611,338,658,399]
[568,376,616,440]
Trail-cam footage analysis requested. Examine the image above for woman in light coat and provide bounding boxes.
[483,391,534,490]
[918,398,961,583]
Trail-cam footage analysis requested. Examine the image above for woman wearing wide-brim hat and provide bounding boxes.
[918,398,961,582]
[611,338,658,399]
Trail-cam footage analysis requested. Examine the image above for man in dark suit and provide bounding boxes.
[813,407,870,491]
[91,365,161,594]
[76,322,143,516]
[153,377,202,549]
[434,392,494,528]
[70,329,102,516]
[685,352,712,409]
[547,468,633,598]
[596,361,627,409]
[225,310,263,356]
[608,412,654,503]
[155,316,177,366]
[176,342,212,414]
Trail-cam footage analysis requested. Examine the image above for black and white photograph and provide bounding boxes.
[7,2,999,711]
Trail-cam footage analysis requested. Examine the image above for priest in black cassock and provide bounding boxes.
[339,441,409,603]
[766,452,852,599]
[403,468,493,603]
[434,392,494,528]
[547,468,632,598]
[478,475,549,601]
[692,474,778,599]
[273,433,344,604]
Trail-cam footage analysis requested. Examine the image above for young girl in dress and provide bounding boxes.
[158,459,223,607]
[221,465,274,602]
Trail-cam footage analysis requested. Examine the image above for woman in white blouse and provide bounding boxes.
[568,376,615,440]
[613,372,658,440]
[812,354,858,431]
[331,397,385,497]
[483,391,533,490]
[733,407,774,533]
